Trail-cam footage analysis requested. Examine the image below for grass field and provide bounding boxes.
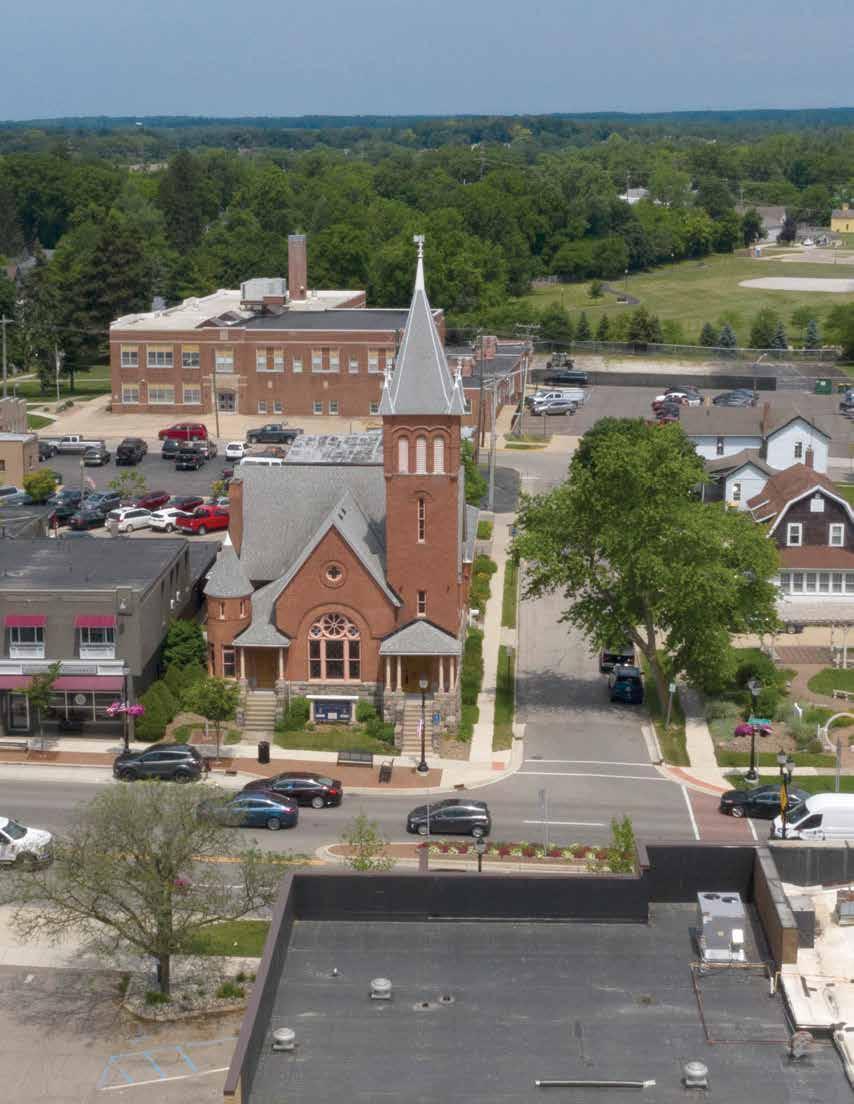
[838,484,854,507]
[26,413,53,429]
[493,644,515,751]
[189,920,270,957]
[15,372,111,401]
[726,773,854,795]
[273,727,393,754]
[523,252,854,347]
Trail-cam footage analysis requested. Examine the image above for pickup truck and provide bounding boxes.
[245,423,304,446]
[176,505,230,536]
[43,434,105,454]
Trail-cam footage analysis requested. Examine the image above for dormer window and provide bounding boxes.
[786,523,802,547]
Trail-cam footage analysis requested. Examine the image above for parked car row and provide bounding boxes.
[46,486,216,533]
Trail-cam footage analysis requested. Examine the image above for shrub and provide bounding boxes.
[458,703,479,742]
[364,716,395,744]
[752,686,780,719]
[216,980,246,1000]
[734,649,786,692]
[163,620,206,670]
[476,520,493,540]
[460,629,484,706]
[356,700,377,724]
[144,990,170,1006]
[225,729,242,745]
[473,554,498,576]
[163,664,186,700]
[135,680,177,742]
[172,725,191,744]
[279,696,310,732]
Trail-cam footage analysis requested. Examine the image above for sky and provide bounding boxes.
[2,0,851,121]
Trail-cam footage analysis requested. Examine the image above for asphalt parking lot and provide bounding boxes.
[520,384,851,456]
[42,450,227,502]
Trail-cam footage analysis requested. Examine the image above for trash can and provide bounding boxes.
[257,740,270,764]
[815,378,832,394]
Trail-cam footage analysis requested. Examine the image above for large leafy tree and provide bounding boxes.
[0,783,283,995]
[826,303,854,359]
[513,419,779,705]
[158,151,219,253]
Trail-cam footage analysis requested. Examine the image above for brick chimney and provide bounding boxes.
[228,477,244,553]
[804,445,814,469]
[288,235,307,301]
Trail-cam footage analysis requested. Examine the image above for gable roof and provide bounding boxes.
[203,533,252,598]
[765,409,829,440]
[681,404,825,441]
[704,448,773,477]
[379,619,461,656]
[746,463,851,528]
[379,247,466,417]
[233,579,292,648]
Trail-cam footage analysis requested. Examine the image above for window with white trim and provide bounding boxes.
[329,350,339,373]
[349,356,359,374]
[731,482,741,503]
[183,385,201,405]
[258,400,267,414]
[120,345,138,368]
[308,613,360,680]
[832,572,844,593]
[121,384,140,404]
[415,436,427,474]
[786,522,802,546]
[9,625,44,658]
[255,348,268,372]
[398,438,409,473]
[779,572,791,592]
[148,385,175,404]
[273,399,283,414]
[368,350,379,373]
[292,355,303,373]
[147,344,173,369]
[433,437,445,474]
[417,590,427,616]
[313,400,323,415]
[328,400,339,415]
[847,574,854,594]
[369,401,379,416]
[273,349,284,372]
[417,496,426,543]
[181,345,200,369]
[810,494,825,513]
[311,350,323,372]
[222,647,236,678]
[79,626,115,658]
[794,440,804,460]
[819,572,830,593]
[215,348,234,373]
[805,572,817,593]
[830,524,845,547]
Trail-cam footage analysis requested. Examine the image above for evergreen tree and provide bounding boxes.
[804,318,821,350]
[771,321,788,350]
[749,308,779,349]
[777,213,797,244]
[718,323,738,350]
[538,302,574,344]
[575,312,592,341]
[158,151,219,253]
[698,322,719,347]
[595,314,611,341]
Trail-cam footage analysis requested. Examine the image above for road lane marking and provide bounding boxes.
[748,818,758,842]
[525,759,653,767]
[520,771,671,782]
[682,786,700,840]
[523,819,606,827]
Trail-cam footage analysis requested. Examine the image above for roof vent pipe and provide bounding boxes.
[272,1027,296,1052]
[370,977,392,1000]
[682,1061,708,1088]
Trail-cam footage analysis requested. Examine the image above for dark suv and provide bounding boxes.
[116,438,147,465]
[406,799,491,837]
[543,368,589,387]
[608,665,644,705]
[175,444,207,471]
[113,742,205,782]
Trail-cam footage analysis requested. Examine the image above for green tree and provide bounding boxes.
[538,302,574,344]
[777,213,797,244]
[512,419,780,708]
[804,318,821,350]
[0,783,281,995]
[660,319,686,345]
[24,662,61,741]
[22,470,58,503]
[185,677,240,759]
[648,165,691,208]
[158,151,219,253]
[575,312,592,341]
[340,813,394,872]
[627,306,660,344]
[462,438,487,506]
[749,308,780,349]
[588,279,603,300]
[108,470,146,502]
[595,314,611,341]
[771,320,788,350]
[718,322,738,351]
[698,322,719,347]
[163,620,207,671]
[695,176,734,219]
[741,208,764,247]
[826,303,854,359]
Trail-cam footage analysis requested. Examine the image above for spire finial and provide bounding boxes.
[412,233,425,291]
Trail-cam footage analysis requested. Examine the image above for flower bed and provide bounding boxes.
[424,840,609,862]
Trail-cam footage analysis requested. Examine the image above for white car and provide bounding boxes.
[655,390,702,407]
[148,507,189,533]
[0,816,53,868]
[803,238,815,247]
[225,441,247,461]
[107,507,152,533]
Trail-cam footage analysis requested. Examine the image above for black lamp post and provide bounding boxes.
[417,676,429,774]
[777,750,794,839]
[746,677,761,782]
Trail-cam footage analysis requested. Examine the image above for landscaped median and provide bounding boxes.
[325,840,630,874]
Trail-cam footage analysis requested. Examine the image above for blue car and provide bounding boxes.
[608,665,644,705]
[199,790,298,831]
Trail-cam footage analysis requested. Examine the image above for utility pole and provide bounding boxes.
[54,346,63,404]
[487,384,497,512]
[0,314,9,400]
[514,323,540,439]
[475,329,486,453]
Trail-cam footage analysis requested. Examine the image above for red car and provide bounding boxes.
[176,505,229,535]
[133,490,171,511]
[158,423,209,442]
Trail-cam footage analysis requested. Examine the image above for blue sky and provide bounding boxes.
[3,0,851,120]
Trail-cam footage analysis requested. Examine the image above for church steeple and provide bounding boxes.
[378,235,466,417]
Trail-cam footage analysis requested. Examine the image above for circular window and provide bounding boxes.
[323,563,345,587]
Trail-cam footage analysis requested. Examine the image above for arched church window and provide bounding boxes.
[433,436,445,474]
[398,437,409,473]
[415,435,427,474]
[308,613,361,680]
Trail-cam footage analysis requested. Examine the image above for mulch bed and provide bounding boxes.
[329,842,615,870]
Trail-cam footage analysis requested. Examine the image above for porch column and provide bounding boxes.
[239,649,246,680]
[452,657,458,690]
[396,656,402,692]
[438,656,445,693]
[385,656,391,688]
[278,648,285,680]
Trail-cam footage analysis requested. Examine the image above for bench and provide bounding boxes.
[337,750,374,768]
[378,760,394,784]
[832,689,854,702]
[0,738,29,752]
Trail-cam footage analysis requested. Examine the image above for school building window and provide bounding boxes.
[147,345,173,369]
[181,345,200,369]
[120,345,138,368]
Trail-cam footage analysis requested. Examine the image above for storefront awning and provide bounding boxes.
[74,615,117,629]
[4,615,46,628]
[0,674,124,691]
[0,675,32,689]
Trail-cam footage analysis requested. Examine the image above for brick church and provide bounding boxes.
[204,243,478,745]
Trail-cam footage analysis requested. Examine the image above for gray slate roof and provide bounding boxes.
[463,504,479,564]
[203,535,252,598]
[233,579,291,647]
[704,448,774,476]
[681,407,764,437]
[379,619,461,656]
[285,431,383,466]
[237,465,386,583]
[379,255,466,417]
[244,308,411,332]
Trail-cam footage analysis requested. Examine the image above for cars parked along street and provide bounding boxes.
[406,799,491,837]
[176,505,229,535]
[158,423,209,442]
[113,743,205,782]
[719,784,809,819]
[242,771,343,808]
[83,443,111,466]
[608,665,644,704]
[245,423,303,445]
[149,507,190,532]
[713,390,758,407]
[107,507,152,533]
[115,438,148,465]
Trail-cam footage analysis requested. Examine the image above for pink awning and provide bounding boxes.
[74,615,116,629]
[5,615,46,628]
[0,675,32,689]
[54,676,124,691]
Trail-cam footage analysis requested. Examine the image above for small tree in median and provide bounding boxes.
[24,661,61,740]
[23,470,58,503]
[0,783,281,996]
[108,470,147,501]
[341,813,394,872]
[185,676,240,759]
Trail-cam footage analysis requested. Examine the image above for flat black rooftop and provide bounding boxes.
[247,905,847,1104]
[244,309,415,332]
[0,537,189,590]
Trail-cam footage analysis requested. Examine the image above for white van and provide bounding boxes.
[771,793,854,840]
[239,456,284,468]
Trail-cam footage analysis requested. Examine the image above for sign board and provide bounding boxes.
[747,717,772,727]
[432,711,441,726]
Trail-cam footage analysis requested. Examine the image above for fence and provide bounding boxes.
[546,340,841,366]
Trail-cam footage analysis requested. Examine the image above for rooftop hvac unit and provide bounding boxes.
[835,889,854,926]
[696,891,746,963]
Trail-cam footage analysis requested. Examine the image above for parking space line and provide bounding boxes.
[748,818,758,842]
[520,770,670,782]
[100,1067,230,1091]
[142,1052,165,1078]
[524,759,653,767]
[682,785,700,840]
[176,1046,197,1073]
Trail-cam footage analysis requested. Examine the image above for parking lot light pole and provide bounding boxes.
[417,677,429,774]
[777,751,794,839]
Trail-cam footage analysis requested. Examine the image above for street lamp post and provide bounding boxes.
[777,751,794,840]
[417,676,429,774]
[474,835,487,873]
[746,677,761,782]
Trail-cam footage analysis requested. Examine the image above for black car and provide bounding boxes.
[713,390,758,407]
[245,423,303,445]
[38,440,56,461]
[406,799,491,837]
[175,445,206,470]
[116,437,147,465]
[242,771,343,809]
[86,491,122,513]
[543,369,589,387]
[68,508,108,531]
[48,489,91,524]
[719,784,809,819]
[83,443,111,466]
[113,742,205,782]
[161,438,180,460]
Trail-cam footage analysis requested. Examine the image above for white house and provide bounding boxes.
[682,405,829,475]
[704,449,773,510]
[765,414,830,473]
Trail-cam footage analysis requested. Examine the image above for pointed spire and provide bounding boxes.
[379,235,466,417]
[204,533,252,598]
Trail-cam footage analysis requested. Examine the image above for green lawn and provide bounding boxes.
[26,414,53,429]
[836,484,854,507]
[808,667,854,696]
[522,252,854,347]
[640,657,689,766]
[273,728,394,754]
[501,557,519,629]
[716,749,836,768]
[15,373,111,401]
[493,645,515,751]
[188,920,270,957]
[726,773,854,795]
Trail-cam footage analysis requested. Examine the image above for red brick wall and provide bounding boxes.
[205,595,251,675]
